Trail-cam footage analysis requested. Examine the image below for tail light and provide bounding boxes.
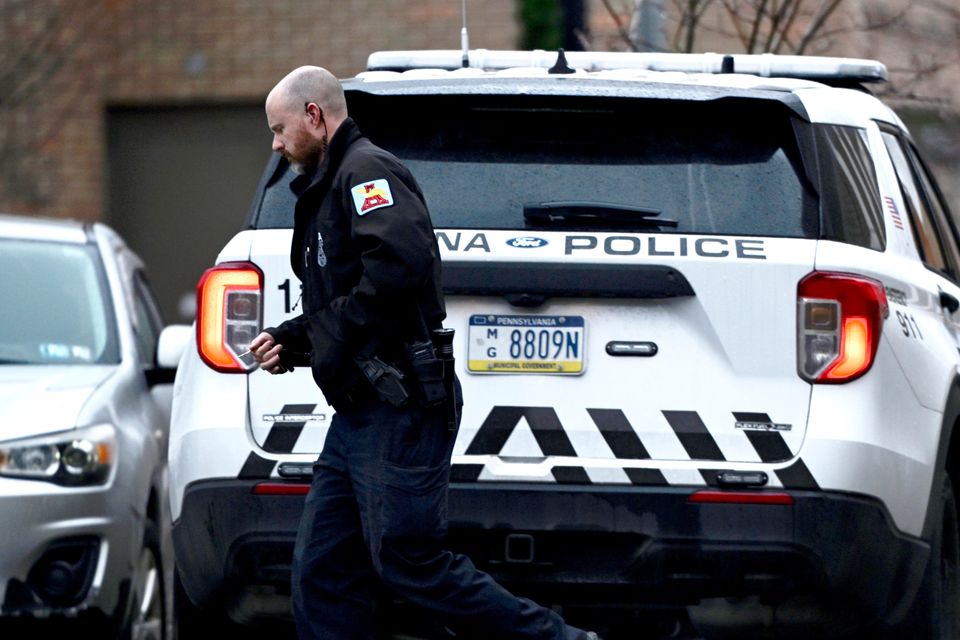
[197,262,262,373]
[797,271,888,383]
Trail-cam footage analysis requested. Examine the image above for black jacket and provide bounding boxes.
[265,118,445,405]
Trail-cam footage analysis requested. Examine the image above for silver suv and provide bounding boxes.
[164,50,960,638]
[0,214,177,639]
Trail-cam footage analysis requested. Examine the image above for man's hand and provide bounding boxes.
[249,332,287,374]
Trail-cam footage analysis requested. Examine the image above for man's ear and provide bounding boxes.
[305,102,324,128]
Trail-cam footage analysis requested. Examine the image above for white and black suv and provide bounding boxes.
[162,50,960,638]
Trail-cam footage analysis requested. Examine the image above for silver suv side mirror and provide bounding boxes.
[157,325,192,369]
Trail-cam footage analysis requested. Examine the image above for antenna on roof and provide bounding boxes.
[460,0,470,68]
[549,49,575,74]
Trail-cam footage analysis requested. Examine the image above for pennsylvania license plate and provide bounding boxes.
[467,314,585,374]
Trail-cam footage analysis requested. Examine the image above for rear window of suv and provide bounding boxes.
[253,92,882,250]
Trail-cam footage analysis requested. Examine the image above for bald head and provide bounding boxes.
[266,66,348,173]
[267,66,347,122]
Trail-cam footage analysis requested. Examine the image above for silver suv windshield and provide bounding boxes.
[0,239,119,365]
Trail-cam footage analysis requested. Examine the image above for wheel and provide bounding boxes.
[123,519,166,640]
[900,474,960,639]
[173,569,216,639]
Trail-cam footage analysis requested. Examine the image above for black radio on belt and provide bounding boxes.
[355,328,458,430]
[405,339,446,407]
[354,357,409,407]
[430,328,459,431]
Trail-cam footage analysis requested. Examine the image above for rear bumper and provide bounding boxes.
[173,479,927,626]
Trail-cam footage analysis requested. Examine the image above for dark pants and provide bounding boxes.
[291,398,586,640]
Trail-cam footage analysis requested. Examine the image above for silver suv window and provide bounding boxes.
[0,240,119,365]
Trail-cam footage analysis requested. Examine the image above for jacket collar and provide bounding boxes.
[309,117,362,191]
[288,117,363,279]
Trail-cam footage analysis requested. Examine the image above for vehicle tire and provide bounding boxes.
[173,569,216,639]
[173,569,257,639]
[122,519,166,640]
[900,474,960,640]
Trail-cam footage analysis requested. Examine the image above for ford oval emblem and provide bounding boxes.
[506,236,548,249]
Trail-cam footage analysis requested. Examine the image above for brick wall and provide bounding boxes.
[0,0,519,221]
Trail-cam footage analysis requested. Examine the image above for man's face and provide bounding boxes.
[267,97,323,174]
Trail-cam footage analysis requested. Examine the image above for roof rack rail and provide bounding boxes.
[366,49,888,84]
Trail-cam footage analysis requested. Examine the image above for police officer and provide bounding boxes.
[250,67,597,640]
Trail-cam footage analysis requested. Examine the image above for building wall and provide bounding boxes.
[1,0,519,222]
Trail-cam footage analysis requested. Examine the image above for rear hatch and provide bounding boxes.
[247,82,829,484]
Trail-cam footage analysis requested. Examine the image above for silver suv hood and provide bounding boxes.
[0,366,114,441]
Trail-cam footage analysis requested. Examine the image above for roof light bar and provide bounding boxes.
[366,50,888,84]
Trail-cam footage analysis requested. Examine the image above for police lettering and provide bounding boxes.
[436,231,491,253]
[564,234,765,260]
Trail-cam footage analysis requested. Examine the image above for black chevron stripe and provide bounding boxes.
[776,460,820,490]
[661,410,726,484]
[587,408,667,485]
[735,412,792,464]
[240,404,318,478]
[734,412,819,489]
[588,408,653,459]
[520,408,587,483]
[662,410,726,461]
[552,467,591,484]
[463,407,590,484]
[625,468,670,486]
[522,407,577,456]
[450,464,484,482]
[261,403,318,454]
[239,452,276,479]
[465,407,524,455]
[742,431,793,463]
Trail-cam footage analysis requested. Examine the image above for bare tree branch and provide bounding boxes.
[815,2,912,40]
[795,0,845,55]
[721,0,753,49]
[600,0,639,50]
[747,0,771,53]
[763,0,792,52]
[683,0,717,52]
[771,0,803,53]
[928,0,960,22]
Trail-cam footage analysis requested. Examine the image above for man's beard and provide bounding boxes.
[287,136,327,175]
[289,159,308,175]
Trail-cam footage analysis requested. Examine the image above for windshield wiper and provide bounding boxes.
[0,358,34,365]
[523,201,679,228]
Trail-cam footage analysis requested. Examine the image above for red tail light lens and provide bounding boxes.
[797,272,888,383]
[196,262,262,373]
[689,490,794,506]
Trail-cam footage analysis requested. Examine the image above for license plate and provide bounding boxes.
[467,315,585,374]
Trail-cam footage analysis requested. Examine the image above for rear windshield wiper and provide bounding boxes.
[523,201,679,228]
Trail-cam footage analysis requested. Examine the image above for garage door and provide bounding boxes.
[106,105,271,322]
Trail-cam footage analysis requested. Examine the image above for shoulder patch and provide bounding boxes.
[351,179,394,215]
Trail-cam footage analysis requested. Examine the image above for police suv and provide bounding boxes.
[160,50,960,638]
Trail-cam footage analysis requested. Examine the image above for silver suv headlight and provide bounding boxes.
[0,424,116,486]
